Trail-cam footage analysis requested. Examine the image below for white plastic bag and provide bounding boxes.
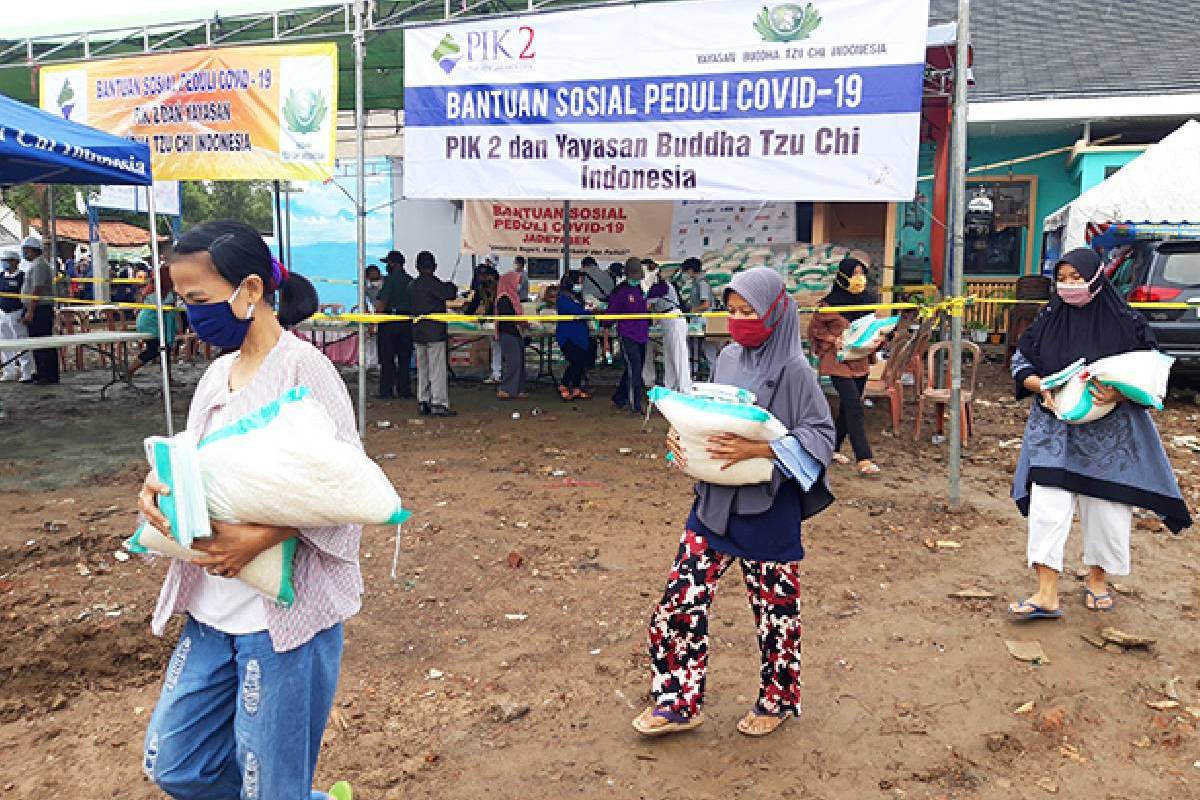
[838,315,900,362]
[649,383,787,486]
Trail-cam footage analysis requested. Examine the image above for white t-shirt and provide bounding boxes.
[186,404,269,634]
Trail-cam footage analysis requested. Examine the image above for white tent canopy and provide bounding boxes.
[1044,119,1200,250]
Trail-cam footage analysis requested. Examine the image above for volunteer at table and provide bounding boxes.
[635,267,834,739]
[1007,247,1191,620]
[137,220,355,800]
[807,255,881,477]
[21,235,58,385]
[0,247,34,383]
[604,257,650,413]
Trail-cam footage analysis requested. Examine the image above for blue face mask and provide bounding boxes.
[186,284,254,349]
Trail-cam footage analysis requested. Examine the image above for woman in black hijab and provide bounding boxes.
[807,254,883,476]
[1008,247,1190,621]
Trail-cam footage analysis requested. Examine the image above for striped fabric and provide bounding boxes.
[150,332,364,653]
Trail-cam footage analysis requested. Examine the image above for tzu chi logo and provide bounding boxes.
[432,34,463,74]
[754,3,823,43]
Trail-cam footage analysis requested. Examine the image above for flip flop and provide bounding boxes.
[858,462,882,478]
[1007,600,1064,621]
[831,453,851,465]
[736,706,787,737]
[1084,588,1115,612]
[632,706,704,737]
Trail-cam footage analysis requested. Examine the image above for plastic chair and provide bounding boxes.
[914,339,981,444]
[57,309,90,372]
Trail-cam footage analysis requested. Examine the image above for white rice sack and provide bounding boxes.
[128,386,410,605]
[126,524,299,606]
[837,315,900,362]
[198,387,407,528]
[649,384,787,486]
[1088,350,1175,410]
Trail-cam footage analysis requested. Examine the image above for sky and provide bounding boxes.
[9,2,331,39]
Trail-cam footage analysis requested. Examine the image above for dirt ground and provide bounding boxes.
[1,355,1199,800]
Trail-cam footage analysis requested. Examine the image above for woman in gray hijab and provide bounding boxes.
[633,267,835,739]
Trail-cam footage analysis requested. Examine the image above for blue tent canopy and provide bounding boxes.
[0,91,152,186]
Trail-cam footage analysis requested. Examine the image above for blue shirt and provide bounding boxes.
[555,293,590,350]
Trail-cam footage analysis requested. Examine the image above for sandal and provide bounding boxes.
[631,706,704,737]
[558,385,573,401]
[736,706,787,737]
[831,453,851,465]
[1007,599,1063,621]
[857,461,881,478]
[571,388,592,400]
[1084,588,1115,612]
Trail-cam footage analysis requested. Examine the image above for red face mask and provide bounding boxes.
[727,290,785,349]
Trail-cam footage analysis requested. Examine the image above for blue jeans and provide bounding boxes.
[143,616,343,800]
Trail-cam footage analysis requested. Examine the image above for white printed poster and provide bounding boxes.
[669,201,796,257]
[403,0,929,200]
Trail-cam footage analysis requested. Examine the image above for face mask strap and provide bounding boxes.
[228,283,255,322]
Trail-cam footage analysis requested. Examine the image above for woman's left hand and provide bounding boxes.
[192,521,296,579]
[706,433,774,471]
[1088,379,1123,405]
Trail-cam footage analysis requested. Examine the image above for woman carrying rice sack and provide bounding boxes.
[634,267,835,739]
[137,220,356,800]
[807,255,882,477]
[1008,248,1192,620]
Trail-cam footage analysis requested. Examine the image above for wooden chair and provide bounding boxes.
[914,339,982,444]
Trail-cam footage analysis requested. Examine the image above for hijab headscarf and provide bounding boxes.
[1017,247,1154,378]
[494,270,526,337]
[822,256,878,322]
[693,267,835,534]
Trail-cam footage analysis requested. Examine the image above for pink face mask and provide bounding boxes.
[1057,269,1104,307]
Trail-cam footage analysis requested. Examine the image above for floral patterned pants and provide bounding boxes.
[647,528,803,719]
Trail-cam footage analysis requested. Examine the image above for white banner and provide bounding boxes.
[94,181,182,217]
[670,201,796,256]
[403,0,929,201]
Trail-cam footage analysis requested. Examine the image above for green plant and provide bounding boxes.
[966,320,989,332]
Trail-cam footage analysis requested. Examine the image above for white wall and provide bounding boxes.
[391,159,468,286]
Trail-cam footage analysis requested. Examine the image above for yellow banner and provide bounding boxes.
[39,43,338,181]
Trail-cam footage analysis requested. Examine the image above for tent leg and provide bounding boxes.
[354,0,368,438]
[947,0,970,510]
[146,187,174,436]
[561,200,570,279]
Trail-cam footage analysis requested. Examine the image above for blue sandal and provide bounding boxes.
[1085,588,1115,612]
[1007,600,1064,621]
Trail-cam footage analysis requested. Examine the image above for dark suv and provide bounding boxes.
[1114,240,1200,380]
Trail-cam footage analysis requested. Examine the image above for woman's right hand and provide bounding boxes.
[138,471,171,535]
[666,428,687,470]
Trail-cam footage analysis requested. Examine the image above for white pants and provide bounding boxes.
[1027,483,1132,576]
[652,318,693,393]
[0,309,33,380]
[490,339,502,381]
[415,341,449,408]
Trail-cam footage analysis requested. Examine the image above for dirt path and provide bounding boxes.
[1,365,1198,799]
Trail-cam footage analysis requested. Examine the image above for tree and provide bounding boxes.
[181,181,274,233]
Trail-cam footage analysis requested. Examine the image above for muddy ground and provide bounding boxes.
[1,355,1198,800]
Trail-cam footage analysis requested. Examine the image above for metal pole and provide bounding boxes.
[272,180,285,262]
[561,200,570,278]
[284,188,293,268]
[947,0,969,509]
[47,186,58,273]
[354,0,368,438]
[146,186,174,436]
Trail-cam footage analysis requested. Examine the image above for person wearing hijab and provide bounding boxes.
[641,261,693,394]
[1008,248,1191,620]
[807,255,882,476]
[555,271,594,400]
[494,270,528,400]
[634,267,835,740]
[603,257,650,413]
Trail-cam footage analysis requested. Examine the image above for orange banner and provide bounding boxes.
[40,43,337,181]
[462,200,673,260]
